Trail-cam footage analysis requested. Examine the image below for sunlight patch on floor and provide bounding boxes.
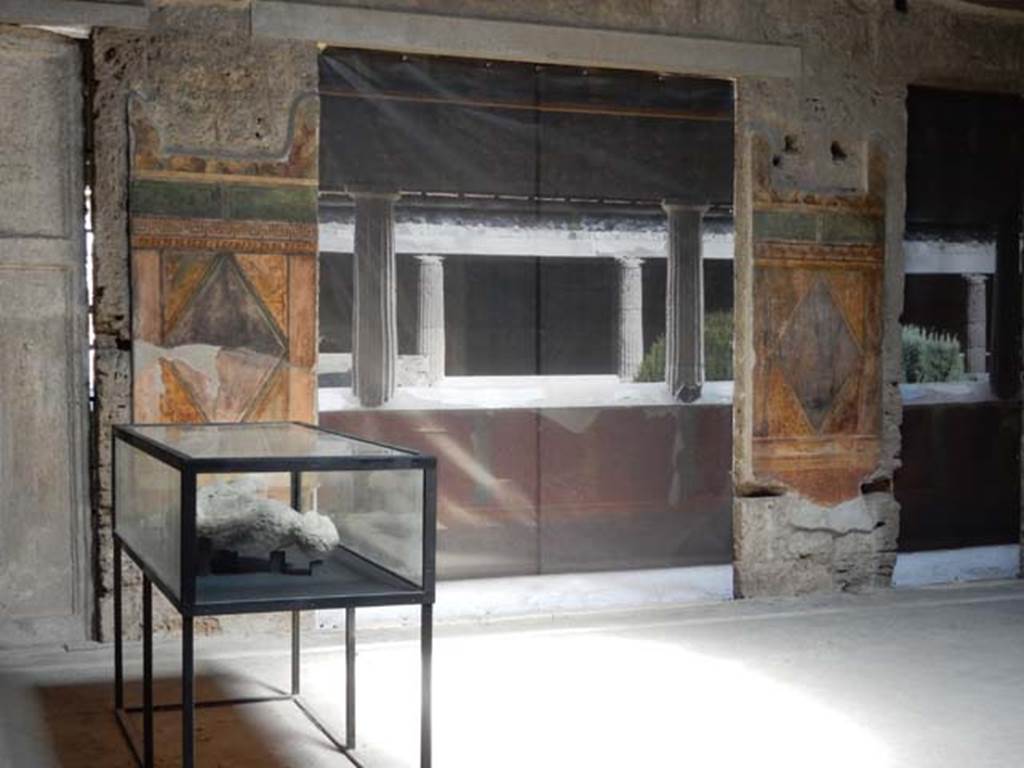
[303,631,890,768]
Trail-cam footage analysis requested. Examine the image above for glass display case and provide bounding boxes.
[114,421,435,612]
[112,422,436,768]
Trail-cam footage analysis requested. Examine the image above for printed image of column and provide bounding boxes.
[352,190,399,406]
[662,201,707,401]
[617,257,644,380]
[417,255,446,384]
[964,273,987,375]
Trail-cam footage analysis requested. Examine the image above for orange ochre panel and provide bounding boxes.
[751,215,884,505]
[161,251,217,339]
[246,362,316,424]
[286,365,315,423]
[158,359,206,423]
[287,253,317,370]
[235,253,289,337]
[248,364,291,422]
[131,249,162,344]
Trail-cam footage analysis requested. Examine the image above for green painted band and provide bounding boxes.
[130,179,317,223]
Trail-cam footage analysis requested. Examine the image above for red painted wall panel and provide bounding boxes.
[321,405,732,579]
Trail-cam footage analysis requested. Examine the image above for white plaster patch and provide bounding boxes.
[134,340,222,382]
[133,341,285,420]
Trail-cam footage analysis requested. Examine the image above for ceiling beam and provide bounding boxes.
[253,1,801,80]
[0,0,148,30]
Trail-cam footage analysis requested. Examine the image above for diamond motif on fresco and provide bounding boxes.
[164,254,286,357]
[161,252,217,337]
[129,95,318,427]
[777,278,862,432]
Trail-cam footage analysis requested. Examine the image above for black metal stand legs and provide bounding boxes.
[143,575,153,767]
[346,607,356,749]
[113,539,123,712]
[291,610,301,696]
[114,549,433,767]
[182,615,194,768]
[421,603,433,768]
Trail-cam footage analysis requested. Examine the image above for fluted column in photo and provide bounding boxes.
[662,201,707,402]
[964,273,987,375]
[352,190,399,406]
[617,257,644,380]
[416,255,446,384]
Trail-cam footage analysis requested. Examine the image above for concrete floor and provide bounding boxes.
[2,579,1023,768]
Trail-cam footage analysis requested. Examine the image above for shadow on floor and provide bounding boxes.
[32,672,347,768]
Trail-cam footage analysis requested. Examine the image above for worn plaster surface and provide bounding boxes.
[85,0,1024,627]
[91,3,319,639]
[0,25,90,645]
[284,0,1024,595]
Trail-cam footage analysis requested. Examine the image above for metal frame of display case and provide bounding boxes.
[111,422,437,768]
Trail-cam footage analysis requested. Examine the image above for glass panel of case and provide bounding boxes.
[314,468,424,585]
[115,438,182,598]
[130,422,407,460]
[193,468,425,606]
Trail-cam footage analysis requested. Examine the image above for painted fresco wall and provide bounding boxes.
[82,1,1024,635]
[748,139,884,505]
[90,5,321,639]
[731,135,895,597]
[128,97,318,424]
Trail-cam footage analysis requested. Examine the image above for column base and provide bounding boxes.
[677,383,703,403]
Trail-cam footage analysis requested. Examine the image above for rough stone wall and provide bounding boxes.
[91,2,319,639]
[91,26,142,641]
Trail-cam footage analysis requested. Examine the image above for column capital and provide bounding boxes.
[661,199,710,214]
[415,254,445,265]
[962,273,987,285]
[617,256,644,269]
[663,201,705,401]
[353,188,398,406]
[346,186,401,202]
